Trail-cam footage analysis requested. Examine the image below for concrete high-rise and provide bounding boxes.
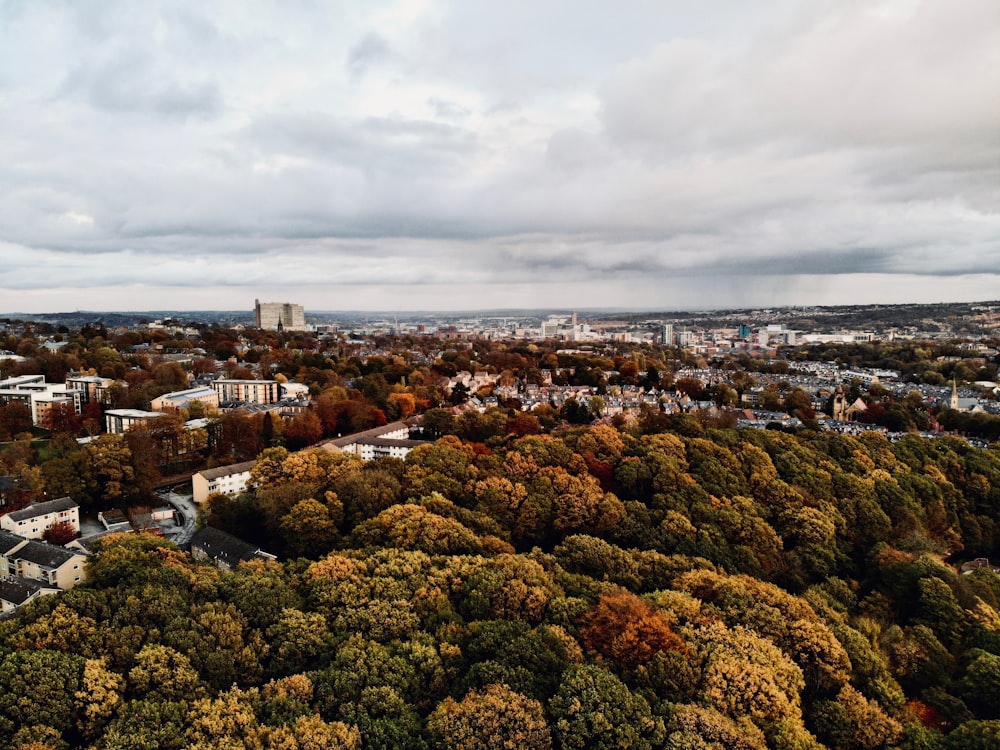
[254,299,305,331]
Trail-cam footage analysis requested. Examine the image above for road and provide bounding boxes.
[156,485,198,548]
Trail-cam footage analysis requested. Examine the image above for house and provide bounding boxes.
[327,435,427,460]
[0,497,79,540]
[0,575,59,615]
[192,460,257,504]
[0,530,87,589]
[190,526,276,571]
[0,530,26,575]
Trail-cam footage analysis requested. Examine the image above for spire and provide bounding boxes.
[951,377,959,410]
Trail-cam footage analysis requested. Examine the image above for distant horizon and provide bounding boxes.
[3,297,998,321]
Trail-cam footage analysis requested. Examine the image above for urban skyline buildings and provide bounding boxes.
[254,300,305,331]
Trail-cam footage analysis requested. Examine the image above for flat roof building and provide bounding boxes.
[254,299,305,331]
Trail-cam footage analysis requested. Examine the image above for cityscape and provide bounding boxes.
[1,0,998,748]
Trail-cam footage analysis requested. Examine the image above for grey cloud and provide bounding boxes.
[1,0,998,313]
[249,112,478,173]
[59,47,223,118]
[346,32,393,78]
[428,97,470,120]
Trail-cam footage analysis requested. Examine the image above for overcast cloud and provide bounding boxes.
[1,0,998,313]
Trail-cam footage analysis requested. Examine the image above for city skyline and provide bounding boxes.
[1,0,997,314]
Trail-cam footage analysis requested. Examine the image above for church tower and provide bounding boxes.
[832,386,847,421]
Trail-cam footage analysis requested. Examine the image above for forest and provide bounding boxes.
[2,420,1000,749]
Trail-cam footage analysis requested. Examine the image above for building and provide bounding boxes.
[254,299,306,331]
[211,379,280,405]
[65,375,115,405]
[7,540,87,588]
[105,409,165,434]
[0,529,87,589]
[0,375,82,427]
[150,386,220,413]
[190,526,276,570]
[0,575,59,615]
[192,460,257,504]
[0,497,79,540]
[321,421,427,461]
[661,323,675,346]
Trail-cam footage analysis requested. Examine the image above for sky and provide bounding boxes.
[1,0,998,314]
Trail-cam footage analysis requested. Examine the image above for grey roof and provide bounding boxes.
[5,496,77,523]
[67,532,114,554]
[196,460,257,481]
[322,421,412,448]
[0,530,27,555]
[155,386,218,401]
[0,575,51,606]
[10,540,83,569]
[191,526,272,568]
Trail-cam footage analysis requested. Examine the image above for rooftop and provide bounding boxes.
[0,575,52,606]
[10,540,83,569]
[0,530,27,555]
[191,526,272,568]
[5,496,77,523]
[322,420,413,448]
[196,460,258,481]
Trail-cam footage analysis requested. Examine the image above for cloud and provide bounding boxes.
[0,0,997,313]
[346,32,394,79]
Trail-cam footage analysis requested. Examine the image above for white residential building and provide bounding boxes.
[321,421,426,461]
[0,497,79,540]
[192,460,257,504]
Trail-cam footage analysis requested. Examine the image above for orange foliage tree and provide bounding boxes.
[578,591,686,670]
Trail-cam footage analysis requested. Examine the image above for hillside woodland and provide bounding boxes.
[3,423,1000,749]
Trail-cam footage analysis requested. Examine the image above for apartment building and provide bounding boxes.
[254,299,306,331]
[150,386,220,412]
[0,497,79,540]
[105,409,164,434]
[211,379,280,405]
[65,374,115,405]
[0,529,87,589]
[191,460,256,504]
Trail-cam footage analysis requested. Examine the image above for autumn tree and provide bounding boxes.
[427,683,551,750]
[577,591,686,670]
[284,410,324,450]
[82,433,135,505]
[43,520,78,545]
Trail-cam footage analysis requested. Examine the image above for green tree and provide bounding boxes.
[549,665,662,750]
[0,650,85,743]
[280,496,341,558]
